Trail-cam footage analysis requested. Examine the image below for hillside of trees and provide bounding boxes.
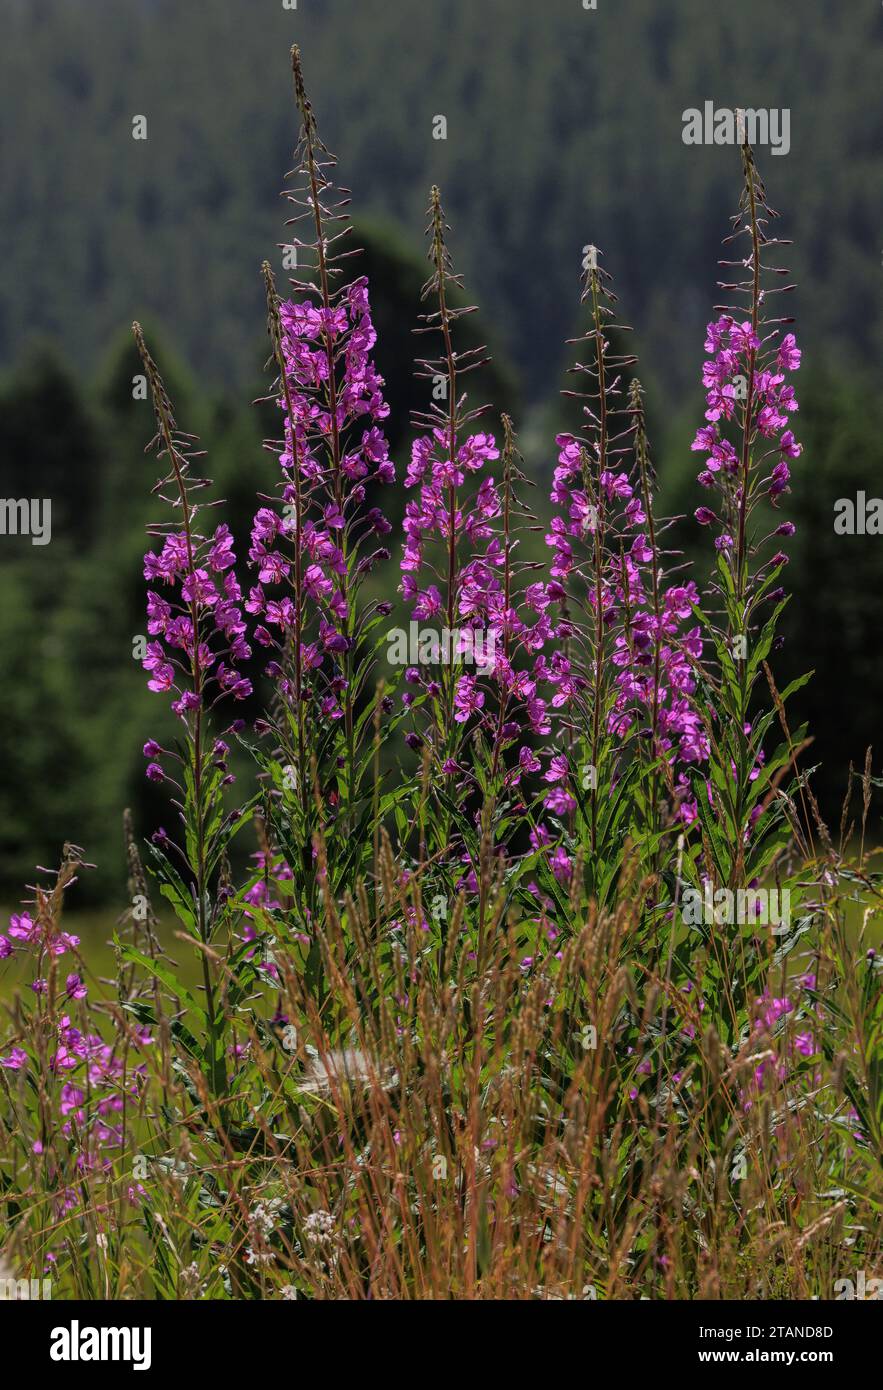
[0,0,881,399]
[1,0,882,897]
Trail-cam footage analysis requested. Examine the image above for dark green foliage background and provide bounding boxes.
[0,0,881,897]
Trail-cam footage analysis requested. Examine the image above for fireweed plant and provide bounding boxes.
[1,52,881,1300]
[397,188,561,951]
[539,262,708,920]
[243,49,397,930]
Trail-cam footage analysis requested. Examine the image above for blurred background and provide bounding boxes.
[0,0,881,903]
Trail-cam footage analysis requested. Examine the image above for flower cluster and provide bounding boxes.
[544,427,707,829]
[238,848,307,980]
[0,863,154,1206]
[545,431,646,586]
[692,314,802,547]
[0,910,79,963]
[247,276,394,720]
[1,998,152,1208]
[400,424,555,780]
[135,319,253,808]
[144,522,252,720]
[738,980,819,1110]
[3,1017,152,1210]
